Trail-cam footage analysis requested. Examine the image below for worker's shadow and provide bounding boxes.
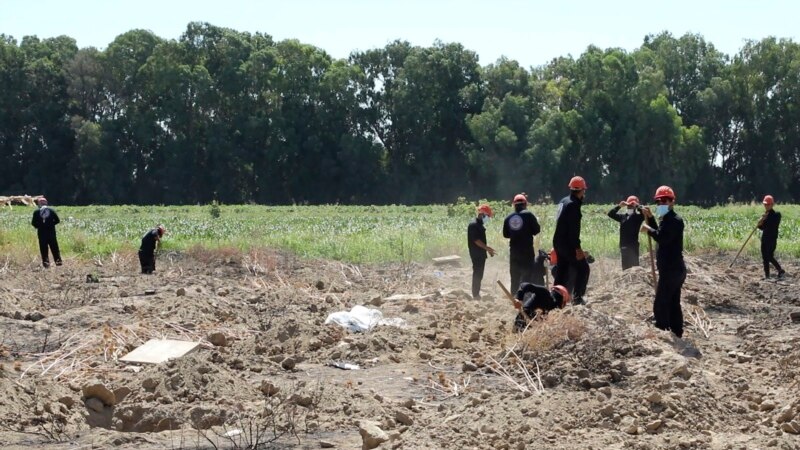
[672,336,702,359]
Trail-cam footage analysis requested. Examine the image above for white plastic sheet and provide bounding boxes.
[324,305,407,332]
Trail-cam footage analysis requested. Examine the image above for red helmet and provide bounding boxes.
[762,195,774,205]
[551,285,570,307]
[654,185,675,201]
[477,204,494,217]
[568,176,587,191]
[549,248,558,265]
[625,195,640,206]
[37,197,48,206]
[157,225,166,236]
[512,194,528,205]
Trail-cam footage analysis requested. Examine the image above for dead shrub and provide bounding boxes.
[515,310,587,354]
[185,245,242,265]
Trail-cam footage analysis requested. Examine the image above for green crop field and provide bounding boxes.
[1,202,798,265]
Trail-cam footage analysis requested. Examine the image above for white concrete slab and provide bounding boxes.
[119,339,201,364]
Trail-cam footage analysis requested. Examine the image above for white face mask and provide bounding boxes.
[626,208,634,215]
[482,216,490,225]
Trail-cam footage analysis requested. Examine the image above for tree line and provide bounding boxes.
[1,23,799,205]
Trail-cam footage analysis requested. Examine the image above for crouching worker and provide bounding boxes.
[513,283,570,332]
[139,225,165,274]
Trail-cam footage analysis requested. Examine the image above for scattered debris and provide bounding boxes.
[119,339,201,364]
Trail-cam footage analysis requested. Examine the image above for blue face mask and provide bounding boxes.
[656,205,670,217]
[482,216,491,225]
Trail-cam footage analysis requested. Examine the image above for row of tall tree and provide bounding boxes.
[1,23,799,205]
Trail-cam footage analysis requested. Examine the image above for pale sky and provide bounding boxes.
[1,0,798,68]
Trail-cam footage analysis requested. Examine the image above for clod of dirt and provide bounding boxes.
[358,420,389,449]
[320,441,335,448]
[259,381,280,397]
[462,361,478,372]
[24,311,45,322]
[176,288,186,297]
[395,410,413,426]
[208,332,227,347]
[82,380,116,406]
[281,357,296,370]
[671,362,692,380]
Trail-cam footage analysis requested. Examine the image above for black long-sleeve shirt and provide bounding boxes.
[553,193,582,252]
[646,210,685,272]
[608,206,644,247]
[515,282,560,317]
[31,206,60,236]
[503,209,540,261]
[467,218,488,259]
[758,210,781,244]
[139,229,161,254]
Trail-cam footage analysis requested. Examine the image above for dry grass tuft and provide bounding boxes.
[516,309,587,354]
[185,245,242,265]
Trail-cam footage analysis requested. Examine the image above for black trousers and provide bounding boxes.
[139,250,156,274]
[620,245,640,270]
[38,233,61,267]
[510,256,535,293]
[471,256,486,298]
[554,250,590,299]
[761,240,783,277]
[654,269,686,338]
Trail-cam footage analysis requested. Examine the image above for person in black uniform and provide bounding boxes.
[640,185,686,338]
[513,283,570,331]
[607,195,645,270]
[30,197,62,268]
[553,176,590,305]
[139,225,165,274]
[468,204,496,299]
[503,193,541,292]
[758,195,786,280]
[531,249,550,287]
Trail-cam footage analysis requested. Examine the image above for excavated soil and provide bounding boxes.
[0,249,799,449]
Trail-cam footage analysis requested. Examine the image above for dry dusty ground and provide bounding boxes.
[0,248,799,450]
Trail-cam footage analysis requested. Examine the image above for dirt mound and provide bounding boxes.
[1,251,799,449]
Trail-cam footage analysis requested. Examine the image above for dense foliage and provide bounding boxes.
[1,24,799,205]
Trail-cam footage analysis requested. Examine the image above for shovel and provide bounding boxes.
[497,280,531,323]
[729,220,762,268]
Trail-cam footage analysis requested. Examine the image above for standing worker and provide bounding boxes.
[468,204,496,299]
[30,197,62,268]
[758,195,786,280]
[139,225,165,274]
[607,195,645,270]
[553,176,589,305]
[503,193,541,292]
[640,186,686,338]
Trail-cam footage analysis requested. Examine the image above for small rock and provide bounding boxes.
[647,392,663,404]
[737,353,754,363]
[85,397,105,413]
[399,398,415,409]
[759,400,777,412]
[208,332,227,347]
[57,396,75,408]
[462,361,478,372]
[25,311,45,322]
[176,288,186,297]
[359,420,389,449]
[281,357,296,371]
[418,351,431,360]
[216,288,229,297]
[780,421,799,434]
[142,378,160,391]
[368,296,383,307]
[289,394,313,408]
[438,338,453,349]
[120,291,129,298]
[672,363,692,380]
[789,311,800,323]
[82,380,116,406]
[598,405,614,418]
[259,381,279,397]
[774,405,794,423]
[315,280,326,290]
[645,419,663,432]
[468,331,480,342]
[480,424,497,434]
[621,417,638,435]
[320,441,335,448]
[395,410,413,426]
[113,387,132,404]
